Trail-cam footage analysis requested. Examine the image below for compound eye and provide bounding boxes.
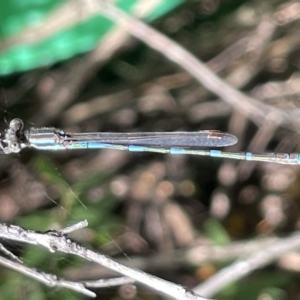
[9,118,24,132]
[9,142,21,153]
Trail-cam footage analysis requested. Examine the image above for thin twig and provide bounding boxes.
[84,276,135,288]
[95,0,300,131]
[63,236,283,280]
[60,220,88,234]
[0,222,210,300]
[0,243,23,263]
[0,0,98,53]
[0,254,96,297]
[36,0,164,123]
[194,231,300,297]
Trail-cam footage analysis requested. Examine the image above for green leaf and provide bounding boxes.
[203,218,231,245]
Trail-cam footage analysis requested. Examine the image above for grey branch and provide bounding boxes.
[0,221,210,300]
[0,253,95,297]
[95,0,300,131]
[194,231,300,298]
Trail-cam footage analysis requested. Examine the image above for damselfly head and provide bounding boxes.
[0,119,25,154]
[9,118,24,132]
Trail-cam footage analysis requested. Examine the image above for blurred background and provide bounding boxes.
[1,0,300,299]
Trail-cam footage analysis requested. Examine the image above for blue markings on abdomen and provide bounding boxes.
[170,148,185,154]
[245,152,252,160]
[88,142,107,149]
[128,145,145,152]
[209,150,222,157]
[87,142,115,149]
